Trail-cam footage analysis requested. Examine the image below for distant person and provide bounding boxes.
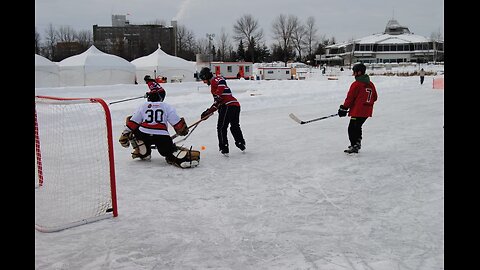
[198,67,246,156]
[340,67,344,72]
[144,75,166,94]
[338,63,378,154]
[419,68,426,85]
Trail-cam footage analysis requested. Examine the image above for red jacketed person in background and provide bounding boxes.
[338,63,378,154]
[198,67,246,156]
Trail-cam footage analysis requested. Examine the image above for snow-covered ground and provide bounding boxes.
[35,68,444,269]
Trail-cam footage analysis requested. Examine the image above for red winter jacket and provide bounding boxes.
[343,74,378,117]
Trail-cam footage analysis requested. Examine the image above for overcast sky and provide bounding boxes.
[35,0,444,45]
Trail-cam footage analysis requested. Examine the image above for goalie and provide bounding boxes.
[118,80,200,168]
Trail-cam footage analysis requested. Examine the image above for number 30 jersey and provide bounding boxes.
[127,101,181,136]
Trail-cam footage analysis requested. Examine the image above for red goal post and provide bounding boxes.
[35,96,118,232]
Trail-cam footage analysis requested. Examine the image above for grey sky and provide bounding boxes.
[35,0,444,45]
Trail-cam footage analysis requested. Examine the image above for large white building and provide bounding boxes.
[322,19,444,65]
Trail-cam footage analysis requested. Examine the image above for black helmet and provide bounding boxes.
[352,63,366,74]
[144,75,154,82]
[199,67,213,81]
[146,89,166,102]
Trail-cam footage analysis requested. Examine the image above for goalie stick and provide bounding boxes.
[289,113,338,124]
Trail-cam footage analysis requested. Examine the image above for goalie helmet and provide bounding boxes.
[146,89,166,102]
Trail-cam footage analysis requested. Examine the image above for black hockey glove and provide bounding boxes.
[201,108,213,119]
[338,105,348,117]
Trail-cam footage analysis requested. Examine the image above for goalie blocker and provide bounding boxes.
[119,116,200,168]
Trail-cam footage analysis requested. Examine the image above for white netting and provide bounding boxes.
[35,97,117,232]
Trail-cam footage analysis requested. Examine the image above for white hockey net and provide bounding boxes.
[35,96,118,232]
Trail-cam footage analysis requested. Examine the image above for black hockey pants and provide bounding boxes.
[347,117,367,147]
[217,105,245,151]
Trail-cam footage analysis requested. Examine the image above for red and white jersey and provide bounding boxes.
[146,81,165,92]
[210,76,240,107]
[126,101,181,136]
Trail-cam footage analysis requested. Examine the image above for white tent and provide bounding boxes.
[132,44,196,83]
[35,54,60,88]
[58,45,136,86]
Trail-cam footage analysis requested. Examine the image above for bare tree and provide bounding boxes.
[44,24,58,60]
[430,28,443,41]
[304,17,318,60]
[195,37,210,55]
[217,28,231,61]
[271,14,299,65]
[291,21,307,61]
[56,25,76,42]
[75,30,93,50]
[35,27,41,54]
[233,14,264,62]
[176,25,196,52]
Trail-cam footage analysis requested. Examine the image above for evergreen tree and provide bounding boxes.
[237,40,245,61]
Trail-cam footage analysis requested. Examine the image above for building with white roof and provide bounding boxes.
[322,19,444,66]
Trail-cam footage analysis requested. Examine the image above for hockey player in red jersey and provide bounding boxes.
[118,75,200,168]
[338,63,378,154]
[144,75,166,95]
[198,67,246,156]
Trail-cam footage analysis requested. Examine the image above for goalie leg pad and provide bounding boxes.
[130,137,150,160]
[175,146,200,160]
[119,132,130,147]
[166,146,200,168]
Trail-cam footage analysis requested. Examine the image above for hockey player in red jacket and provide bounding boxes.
[338,63,378,154]
[198,67,246,156]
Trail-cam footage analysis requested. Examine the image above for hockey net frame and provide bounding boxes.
[35,95,118,232]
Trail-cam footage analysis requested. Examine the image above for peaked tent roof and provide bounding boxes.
[35,54,59,69]
[132,44,196,82]
[35,54,60,88]
[58,45,136,86]
[59,45,135,71]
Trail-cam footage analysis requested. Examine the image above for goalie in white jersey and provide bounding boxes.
[119,80,200,168]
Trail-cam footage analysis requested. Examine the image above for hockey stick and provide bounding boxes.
[109,95,145,105]
[289,113,338,124]
[173,123,200,143]
[151,115,212,149]
[152,120,203,149]
[171,113,212,141]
